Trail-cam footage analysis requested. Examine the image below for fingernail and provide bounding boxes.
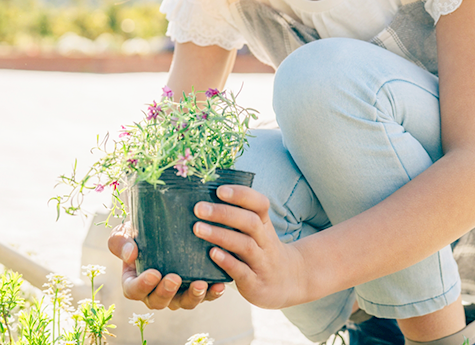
[197,203,212,217]
[164,279,179,292]
[144,273,159,286]
[211,249,225,263]
[214,290,224,297]
[121,242,134,262]
[196,222,212,237]
[218,186,233,199]
[193,288,206,297]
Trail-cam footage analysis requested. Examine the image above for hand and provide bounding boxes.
[108,222,225,310]
[193,185,305,309]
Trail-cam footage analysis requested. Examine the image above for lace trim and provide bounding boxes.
[161,0,246,50]
[425,0,464,23]
[166,22,246,50]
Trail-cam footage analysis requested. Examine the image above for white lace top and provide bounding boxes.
[160,0,463,51]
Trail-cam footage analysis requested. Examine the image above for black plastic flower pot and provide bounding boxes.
[129,168,255,284]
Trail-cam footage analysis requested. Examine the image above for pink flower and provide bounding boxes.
[127,158,138,166]
[174,148,193,177]
[180,148,192,162]
[110,181,120,190]
[162,86,174,98]
[197,111,208,120]
[205,88,220,98]
[119,125,130,138]
[174,163,189,178]
[95,184,105,192]
[147,101,162,120]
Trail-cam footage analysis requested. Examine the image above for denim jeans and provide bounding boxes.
[234,38,460,343]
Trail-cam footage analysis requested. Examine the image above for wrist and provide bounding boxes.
[280,242,322,308]
[285,234,342,307]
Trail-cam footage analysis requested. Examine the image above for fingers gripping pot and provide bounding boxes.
[129,168,254,284]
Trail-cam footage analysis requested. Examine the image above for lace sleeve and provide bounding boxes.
[424,0,464,24]
[160,0,246,50]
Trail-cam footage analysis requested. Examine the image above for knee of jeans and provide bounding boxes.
[273,38,396,132]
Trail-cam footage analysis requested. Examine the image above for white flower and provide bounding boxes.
[129,313,154,328]
[42,274,74,311]
[43,273,73,291]
[55,290,74,311]
[77,298,102,307]
[185,333,214,345]
[81,265,106,279]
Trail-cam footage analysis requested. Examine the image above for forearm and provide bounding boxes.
[167,42,237,97]
[289,150,475,305]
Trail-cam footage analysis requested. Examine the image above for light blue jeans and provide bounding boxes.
[234,38,461,342]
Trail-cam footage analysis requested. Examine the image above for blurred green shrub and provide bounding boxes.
[0,0,168,46]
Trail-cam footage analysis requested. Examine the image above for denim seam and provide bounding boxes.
[283,174,305,237]
[371,78,439,181]
[380,120,412,181]
[307,288,355,338]
[373,79,439,103]
[355,280,459,308]
[438,250,448,304]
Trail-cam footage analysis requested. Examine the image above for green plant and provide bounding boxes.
[51,87,258,225]
[129,313,153,345]
[0,272,24,345]
[17,298,51,345]
[42,274,73,344]
[0,266,115,345]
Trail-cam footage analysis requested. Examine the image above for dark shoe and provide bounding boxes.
[347,313,404,345]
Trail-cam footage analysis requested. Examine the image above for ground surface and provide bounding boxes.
[0,69,326,345]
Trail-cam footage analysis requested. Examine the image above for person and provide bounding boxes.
[108,0,475,343]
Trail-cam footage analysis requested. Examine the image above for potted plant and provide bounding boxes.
[51,86,257,284]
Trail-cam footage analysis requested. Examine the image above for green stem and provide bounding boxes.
[81,327,86,345]
[52,291,57,345]
[91,277,95,309]
[58,308,61,341]
[140,325,144,345]
[1,312,13,345]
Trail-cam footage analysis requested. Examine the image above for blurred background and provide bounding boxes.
[0,0,273,72]
[0,0,170,56]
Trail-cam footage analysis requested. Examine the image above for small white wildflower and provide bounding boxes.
[81,265,106,279]
[129,313,154,328]
[185,333,214,345]
[55,291,74,311]
[43,273,73,291]
[77,298,102,307]
[71,309,83,321]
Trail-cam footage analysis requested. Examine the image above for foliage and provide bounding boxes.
[0,268,212,345]
[0,266,115,345]
[0,0,168,46]
[0,271,24,345]
[51,87,258,225]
